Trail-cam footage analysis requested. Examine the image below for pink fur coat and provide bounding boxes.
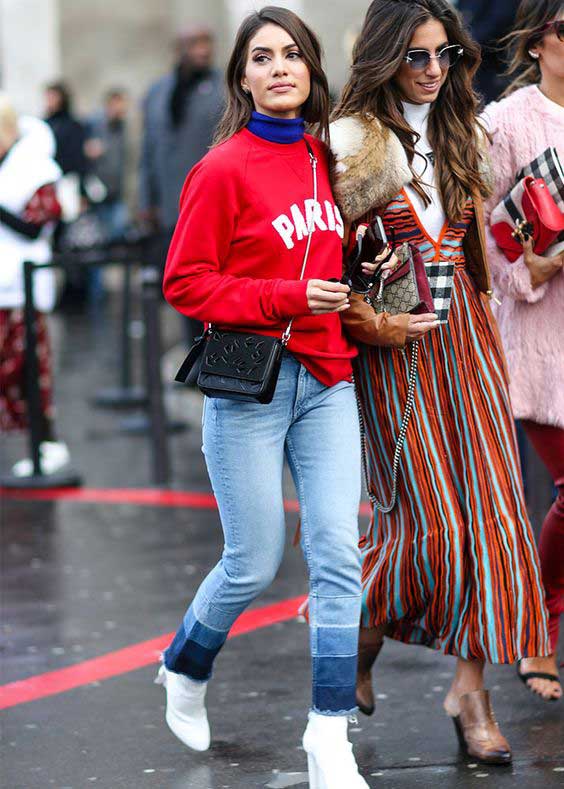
[483,85,564,429]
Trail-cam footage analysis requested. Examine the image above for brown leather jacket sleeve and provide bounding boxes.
[342,292,410,347]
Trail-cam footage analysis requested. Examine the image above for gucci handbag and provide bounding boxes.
[369,241,434,315]
[175,140,317,404]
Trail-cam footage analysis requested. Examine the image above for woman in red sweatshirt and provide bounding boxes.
[158,8,369,788]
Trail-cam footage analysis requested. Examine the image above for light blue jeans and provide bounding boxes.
[165,353,362,714]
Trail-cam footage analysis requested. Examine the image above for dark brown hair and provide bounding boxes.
[502,0,564,96]
[45,81,72,113]
[334,0,489,222]
[213,6,330,146]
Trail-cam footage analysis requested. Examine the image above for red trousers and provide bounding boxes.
[522,421,564,654]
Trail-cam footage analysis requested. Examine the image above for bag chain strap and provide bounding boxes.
[281,144,318,346]
[355,339,419,514]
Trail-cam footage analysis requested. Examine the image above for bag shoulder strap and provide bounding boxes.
[174,329,211,383]
[281,138,318,346]
[356,340,419,514]
[304,138,315,158]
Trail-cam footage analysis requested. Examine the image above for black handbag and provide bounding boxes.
[175,140,317,404]
[179,329,285,403]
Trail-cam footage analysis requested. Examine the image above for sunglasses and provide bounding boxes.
[403,44,464,72]
[538,20,564,42]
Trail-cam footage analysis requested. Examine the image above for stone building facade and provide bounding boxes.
[1,0,369,116]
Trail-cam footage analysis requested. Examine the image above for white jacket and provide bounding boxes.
[0,117,61,312]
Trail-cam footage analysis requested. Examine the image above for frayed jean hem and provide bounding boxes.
[310,706,359,717]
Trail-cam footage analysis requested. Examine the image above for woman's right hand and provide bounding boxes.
[360,246,399,278]
[307,279,351,314]
[523,239,563,289]
[405,313,440,340]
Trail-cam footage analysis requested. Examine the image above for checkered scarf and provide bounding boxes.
[517,147,564,212]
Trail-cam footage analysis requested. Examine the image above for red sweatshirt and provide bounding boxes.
[163,129,356,387]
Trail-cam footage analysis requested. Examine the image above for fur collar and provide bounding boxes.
[330,113,492,223]
[330,114,412,223]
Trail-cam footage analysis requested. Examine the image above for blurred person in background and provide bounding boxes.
[139,25,224,345]
[483,0,564,702]
[44,81,92,306]
[85,88,130,242]
[456,0,516,102]
[139,25,224,240]
[0,94,71,476]
[44,81,89,188]
[84,88,131,301]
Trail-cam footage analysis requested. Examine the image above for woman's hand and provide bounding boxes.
[523,239,563,289]
[307,280,351,314]
[361,246,399,279]
[405,313,440,340]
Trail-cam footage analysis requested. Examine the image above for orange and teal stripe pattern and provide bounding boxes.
[357,192,550,663]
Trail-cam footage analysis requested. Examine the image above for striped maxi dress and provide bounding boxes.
[356,189,550,664]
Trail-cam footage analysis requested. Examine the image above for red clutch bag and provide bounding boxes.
[490,176,564,262]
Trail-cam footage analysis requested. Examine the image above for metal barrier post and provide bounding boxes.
[140,266,170,486]
[92,260,147,409]
[23,260,44,477]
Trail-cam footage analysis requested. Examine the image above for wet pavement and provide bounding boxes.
[1,294,563,788]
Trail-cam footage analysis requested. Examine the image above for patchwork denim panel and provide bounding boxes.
[311,624,359,658]
[313,682,357,714]
[315,654,358,687]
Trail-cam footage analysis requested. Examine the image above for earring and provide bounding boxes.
[528,50,540,59]
[242,86,250,94]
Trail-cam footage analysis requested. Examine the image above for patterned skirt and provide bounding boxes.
[356,263,550,663]
[0,308,54,432]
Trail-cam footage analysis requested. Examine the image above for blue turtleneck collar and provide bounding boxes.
[247,111,305,144]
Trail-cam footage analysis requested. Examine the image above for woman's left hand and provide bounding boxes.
[361,246,399,279]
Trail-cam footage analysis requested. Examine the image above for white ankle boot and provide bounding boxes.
[154,664,210,751]
[302,712,368,788]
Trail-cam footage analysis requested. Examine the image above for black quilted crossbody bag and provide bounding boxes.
[175,140,317,404]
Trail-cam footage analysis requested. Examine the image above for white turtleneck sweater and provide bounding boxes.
[402,101,446,242]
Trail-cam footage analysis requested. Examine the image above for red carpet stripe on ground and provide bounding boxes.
[0,596,306,711]
[0,487,372,516]
[1,488,222,508]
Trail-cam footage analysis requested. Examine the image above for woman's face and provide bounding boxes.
[531,10,564,83]
[241,23,311,119]
[394,18,450,105]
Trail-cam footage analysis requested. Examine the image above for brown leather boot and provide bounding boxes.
[356,626,385,716]
[451,690,512,764]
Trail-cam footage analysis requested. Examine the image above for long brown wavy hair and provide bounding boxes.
[501,0,564,96]
[213,6,330,146]
[333,0,490,222]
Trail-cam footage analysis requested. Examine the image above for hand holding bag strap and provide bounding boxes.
[355,340,419,513]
